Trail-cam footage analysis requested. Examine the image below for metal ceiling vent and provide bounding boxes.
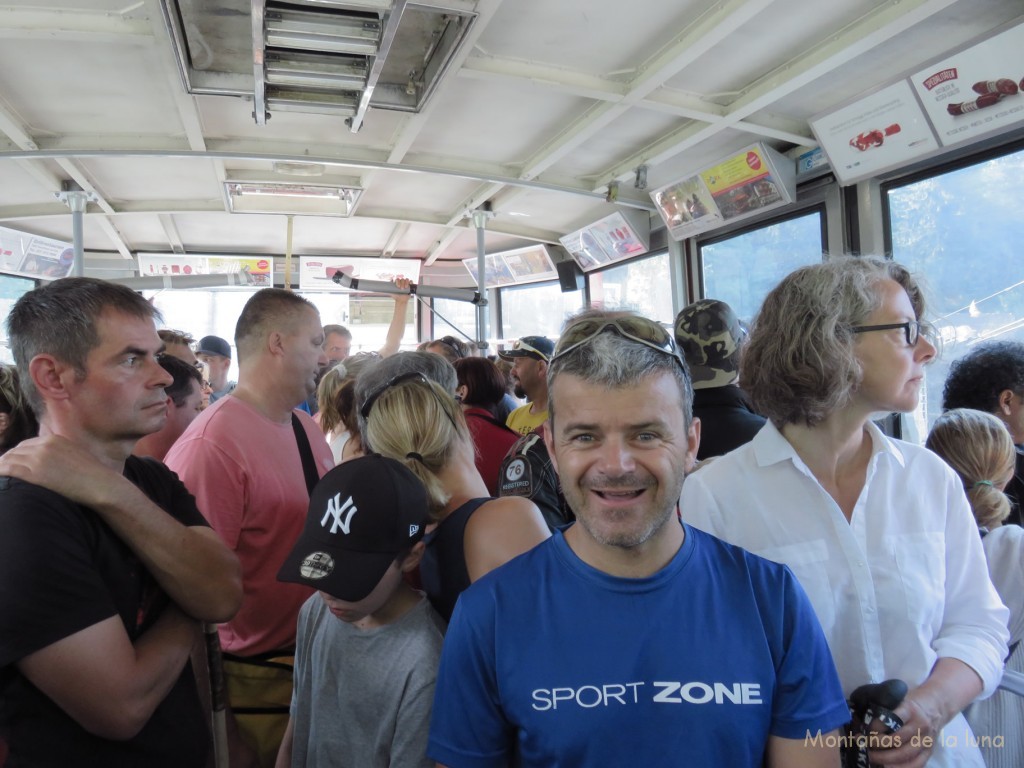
[162,0,476,131]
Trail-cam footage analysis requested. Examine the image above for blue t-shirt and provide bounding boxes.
[428,524,849,768]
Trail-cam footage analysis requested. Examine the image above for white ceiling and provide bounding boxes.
[0,0,1021,287]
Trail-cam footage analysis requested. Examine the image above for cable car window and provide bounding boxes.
[305,292,417,354]
[699,211,824,323]
[588,251,673,323]
[432,297,478,347]
[147,290,251,380]
[886,144,1024,438]
[500,281,585,341]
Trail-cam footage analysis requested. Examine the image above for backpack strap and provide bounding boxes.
[291,413,320,497]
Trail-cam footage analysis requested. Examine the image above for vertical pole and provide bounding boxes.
[70,198,86,277]
[472,213,487,351]
[284,215,294,290]
[470,204,494,354]
[56,184,91,277]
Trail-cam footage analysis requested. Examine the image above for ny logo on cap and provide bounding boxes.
[322,493,357,535]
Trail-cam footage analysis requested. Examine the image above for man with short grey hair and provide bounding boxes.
[322,324,352,365]
[428,309,848,768]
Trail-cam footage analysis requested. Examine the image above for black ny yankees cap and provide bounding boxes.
[277,454,428,601]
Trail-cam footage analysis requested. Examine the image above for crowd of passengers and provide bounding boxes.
[0,254,1022,768]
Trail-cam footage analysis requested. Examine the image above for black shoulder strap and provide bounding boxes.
[291,413,320,497]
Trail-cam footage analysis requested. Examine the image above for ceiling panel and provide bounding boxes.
[77,157,224,204]
[0,0,1019,285]
[0,42,181,139]
[477,0,711,76]
[406,78,595,168]
[544,108,684,182]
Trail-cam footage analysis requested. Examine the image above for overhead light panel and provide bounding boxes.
[264,51,367,90]
[265,7,381,56]
[265,89,359,117]
[224,180,363,217]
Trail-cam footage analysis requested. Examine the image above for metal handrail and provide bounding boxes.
[996,668,1024,698]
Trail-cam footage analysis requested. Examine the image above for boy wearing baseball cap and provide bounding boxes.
[275,454,444,768]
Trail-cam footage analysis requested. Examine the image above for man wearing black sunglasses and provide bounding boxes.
[429,309,848,768]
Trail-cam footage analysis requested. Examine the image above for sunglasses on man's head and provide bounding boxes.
[552,316,686,372]
[508,338,549,361]
[436,336,464,357]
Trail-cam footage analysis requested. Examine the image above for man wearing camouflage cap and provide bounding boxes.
[674,299,765,459]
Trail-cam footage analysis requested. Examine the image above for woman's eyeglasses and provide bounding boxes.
[552,316,687,372]
[359,370,460,432]
[851,320,931,347]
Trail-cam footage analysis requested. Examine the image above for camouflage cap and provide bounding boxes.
[673,299,745,390]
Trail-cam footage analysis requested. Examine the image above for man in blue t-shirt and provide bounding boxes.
[428,309,850,768]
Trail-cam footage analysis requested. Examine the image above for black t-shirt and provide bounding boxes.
[0,456,211,767]
[691,384,767,460]
[1004,447,1024,527]
[497,431,574,532]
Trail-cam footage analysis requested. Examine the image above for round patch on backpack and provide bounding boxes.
[498,456,533,497]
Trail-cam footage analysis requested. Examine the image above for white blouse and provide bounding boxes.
[681,421,1010,768]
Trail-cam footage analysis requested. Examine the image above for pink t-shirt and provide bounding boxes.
[166,396,334,655]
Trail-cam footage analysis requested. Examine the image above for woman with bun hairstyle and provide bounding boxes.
[927,408,1023,768]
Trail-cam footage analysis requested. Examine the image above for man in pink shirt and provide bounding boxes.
[166,288,333,767]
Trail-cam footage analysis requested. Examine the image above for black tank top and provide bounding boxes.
[420,497,490,622]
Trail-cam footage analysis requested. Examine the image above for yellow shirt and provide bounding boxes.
[506,403,548,436]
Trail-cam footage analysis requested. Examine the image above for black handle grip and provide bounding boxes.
[850,679,909,714]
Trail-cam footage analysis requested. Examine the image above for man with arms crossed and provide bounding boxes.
[428,310,849,768]
[0,277,242,766]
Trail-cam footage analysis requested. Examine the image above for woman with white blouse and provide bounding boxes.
[681,256,1009,768]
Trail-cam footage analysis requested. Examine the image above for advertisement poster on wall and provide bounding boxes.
[650,143,795,241]
[298,256,420,292]
[462,245,558,287]
[0,226,74,280]
[651,177,722,241]
[911,20,1024,148]
[559,211,651,272]
[700,145,791,221]
[138,254,274,286]
[809,81,939,186]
